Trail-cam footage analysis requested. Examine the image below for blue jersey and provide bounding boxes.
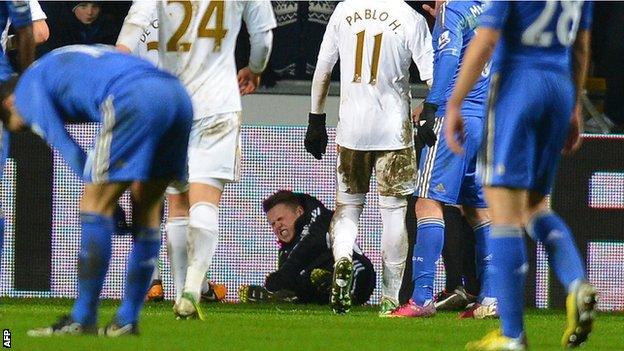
[14,45,181,176]
[479,0,593,74]
[0,1,32,81]
[428,0,489,118]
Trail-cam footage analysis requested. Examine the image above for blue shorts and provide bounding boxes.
[83,76,193,183]
[416,115,487,208]
[482,69,575,195]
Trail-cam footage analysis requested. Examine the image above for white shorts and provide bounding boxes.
[167,112,242,194]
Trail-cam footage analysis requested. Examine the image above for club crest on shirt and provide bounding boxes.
[438,30,451,50]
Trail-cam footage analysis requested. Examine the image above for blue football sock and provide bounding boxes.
[474,221,494,301]
[71,213,114,325]
[490,225,527,339]
[411,217,445,306]
[116,226,161,325]
[527,211,586,292]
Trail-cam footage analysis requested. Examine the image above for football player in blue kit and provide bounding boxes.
[0,45,193,336]
[446,1,595,349]
[0,0,35,274]
[391,0,496,319]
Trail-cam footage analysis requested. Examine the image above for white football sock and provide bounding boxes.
[330,192,365,261]
[379,195,408,302]
[184,202,219,302]
[167,217,189,302]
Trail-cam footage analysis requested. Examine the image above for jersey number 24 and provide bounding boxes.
[167,0,227,52]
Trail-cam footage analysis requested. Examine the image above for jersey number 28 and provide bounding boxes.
[167,0,227,52]
[521,0,583,47]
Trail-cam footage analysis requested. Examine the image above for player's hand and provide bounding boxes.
[305,113,328,160]
[563,103,583,155]
[238,67,261,96]
[445,102,465,154]
[415,102,438,147]
[116,44,132,54]
[422,1,445,17]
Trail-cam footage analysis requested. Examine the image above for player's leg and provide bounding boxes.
[482,187,528,340]
[526,194,596,347]
[467,72,533,350]
[180,181,222,314]
[178,112,241,318]
[460,206,498,319]
[28,182,129,336]
[371,147,415,315]
[108,180,170,334]
[394,118,464,318]
[329,146,371,314]
[166,188,190,303]
[523,76,596,347]
[62,183,131,335]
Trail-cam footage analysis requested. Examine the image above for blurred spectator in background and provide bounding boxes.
[600,2,624,130]
[239,190,376,305]
[269,1,338,80]
[38,1,124,55]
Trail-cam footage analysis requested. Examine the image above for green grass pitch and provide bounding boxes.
[1,298,623,350]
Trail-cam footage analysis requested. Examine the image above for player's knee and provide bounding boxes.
[336,192,365,208]
[168,216,189,226]
[167,193,190,218]
[464,207,491,228]
[414,197,443,219]
[525,209,553,241]
[189,202,219,236]
[378,195,407,211]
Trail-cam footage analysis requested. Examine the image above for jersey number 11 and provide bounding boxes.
[353,30,383,85]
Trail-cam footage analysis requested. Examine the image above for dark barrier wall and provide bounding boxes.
[11,131,53,291]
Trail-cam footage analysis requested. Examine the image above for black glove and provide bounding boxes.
[304,113,328,160]
[415,102,438,147]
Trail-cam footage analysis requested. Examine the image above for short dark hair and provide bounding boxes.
[0,75,18,125]
[262,190,302,213]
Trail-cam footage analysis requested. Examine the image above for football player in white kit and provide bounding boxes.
[306,0,433,315]
[117,0,276,319]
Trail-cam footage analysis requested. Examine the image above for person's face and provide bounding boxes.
[74,3,101,25]
[2,95,26,132]
[266,204,304,244]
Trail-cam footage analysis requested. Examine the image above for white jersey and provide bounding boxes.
[132,11,159,66]
[318,0,433,150]
[122,0,276,119]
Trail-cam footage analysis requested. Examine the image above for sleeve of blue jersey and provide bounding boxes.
[579,1,593,30]
[478,1,510,30]
[7,1,32,28]
[426,7,463,106]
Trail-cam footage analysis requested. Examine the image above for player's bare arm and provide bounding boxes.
[446,28,500,154]
[15,25,35,72]
[239,29,273,95]
[563,29,592,155]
